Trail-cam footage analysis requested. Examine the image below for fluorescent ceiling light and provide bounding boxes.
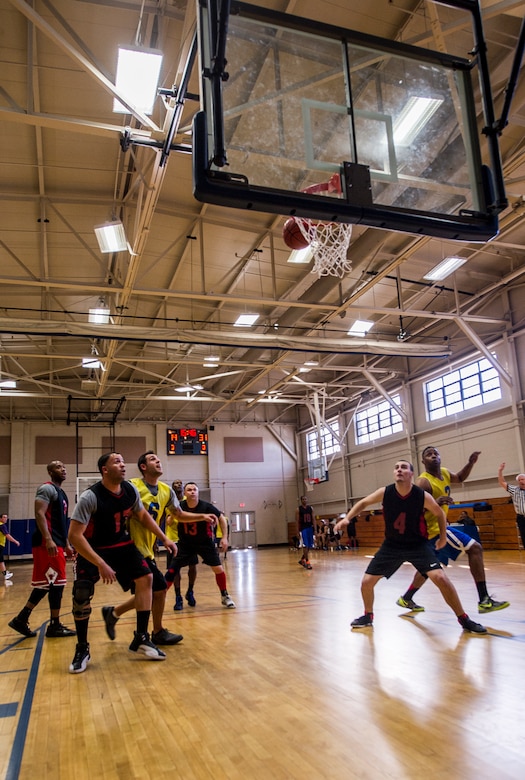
[424,256,467,281]
[304,360,319,366]
[393,96,443,146]
[347,319,374,337]
[175,385,194,392]
[203,362,219,368]
[234,314,259,327]
[94,221,128,253]
[82,357,104,370]
[88,307,111,324]
[204,355,220,362]
[113,46,163,115]
[0,380,16,388]
[288,246,315,264]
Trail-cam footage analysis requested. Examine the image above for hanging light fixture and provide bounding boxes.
[0,356,16,389]
[424,256,467,281]
[94,220,128,253]
[89,298,111,324]
[234,314,259,327]
[113,45,163,116]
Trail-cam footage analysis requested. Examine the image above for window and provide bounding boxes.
[355,394,404,444]
[425,358,502,421]
[306,420,340,461]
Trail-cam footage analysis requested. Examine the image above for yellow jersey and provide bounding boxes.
[129,478,176,558]
[419,468,452,538]
[165,493,185,543]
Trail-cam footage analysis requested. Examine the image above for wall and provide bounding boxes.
[0,419,298,548]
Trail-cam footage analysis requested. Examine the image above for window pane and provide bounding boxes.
[355,394,404,444]
[425,357,502,420]
[306,420,340,461]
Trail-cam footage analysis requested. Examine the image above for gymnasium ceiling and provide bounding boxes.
[1,0,525,428]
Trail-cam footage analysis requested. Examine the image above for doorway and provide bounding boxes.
[229,511,257,549]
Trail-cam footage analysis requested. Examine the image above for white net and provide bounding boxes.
[296,219,353,277]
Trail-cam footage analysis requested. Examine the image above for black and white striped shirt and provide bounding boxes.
[507,484,525,516]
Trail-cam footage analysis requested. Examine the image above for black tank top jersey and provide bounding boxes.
[298,504,314,530]
[178,499,220,542]
[32,482,69,547]
[382,483,428,546]
[84,480,136,549]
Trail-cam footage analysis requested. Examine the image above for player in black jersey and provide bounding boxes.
[296,496,314,569]
[334,460,487,634]
[67,452,178,673]
[165,482,235,608]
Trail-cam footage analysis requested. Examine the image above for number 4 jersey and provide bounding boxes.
[382,483,428,546]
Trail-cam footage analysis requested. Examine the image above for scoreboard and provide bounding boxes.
[167,428,208,455]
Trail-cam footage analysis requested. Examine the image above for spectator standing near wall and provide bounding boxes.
[0,513,19,585]
[497,462,525,548]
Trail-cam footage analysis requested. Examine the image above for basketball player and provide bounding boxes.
[296,495,314,569]
[166,479,199,611]
[165,482,235,608]
[8,461,75,638]
[397,447,509,613]
[101,452,212,646]
[67,453,178,673]
[334,459,487,633]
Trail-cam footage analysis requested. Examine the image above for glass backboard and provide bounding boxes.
[194,1,506,241]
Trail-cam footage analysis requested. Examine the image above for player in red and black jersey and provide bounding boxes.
[8,460,76,640]
[166,481,236,609]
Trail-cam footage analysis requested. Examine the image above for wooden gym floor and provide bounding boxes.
[1,546,524,780]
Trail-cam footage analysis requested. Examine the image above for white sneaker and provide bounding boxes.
[221,594,236,608]
[4,571,13,580]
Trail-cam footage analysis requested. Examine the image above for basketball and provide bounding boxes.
[282,217,309,250]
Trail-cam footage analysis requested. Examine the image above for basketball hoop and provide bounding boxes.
[297,173,353,278]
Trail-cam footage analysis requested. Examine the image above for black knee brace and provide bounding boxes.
[72,579,94,619]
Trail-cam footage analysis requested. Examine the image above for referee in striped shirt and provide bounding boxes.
[498,462,525,548]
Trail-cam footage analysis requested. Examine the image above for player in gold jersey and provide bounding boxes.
[397,446,509,614]
[102,452,214,645]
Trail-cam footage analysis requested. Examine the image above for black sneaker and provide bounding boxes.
[45,622,76,638]
[185,590,196,607]
[351,614,373,629]
[102,606,119,640]
[478,596,510,613]
[8,616,36,638]
[458,615,488,634]
[152,628,183,645]
[396,596,425,612]
[128,632,166,660]
[174,595,183,611]
[69,643,91,674]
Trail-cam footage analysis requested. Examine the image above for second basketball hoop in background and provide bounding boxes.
[282,217,310,250]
